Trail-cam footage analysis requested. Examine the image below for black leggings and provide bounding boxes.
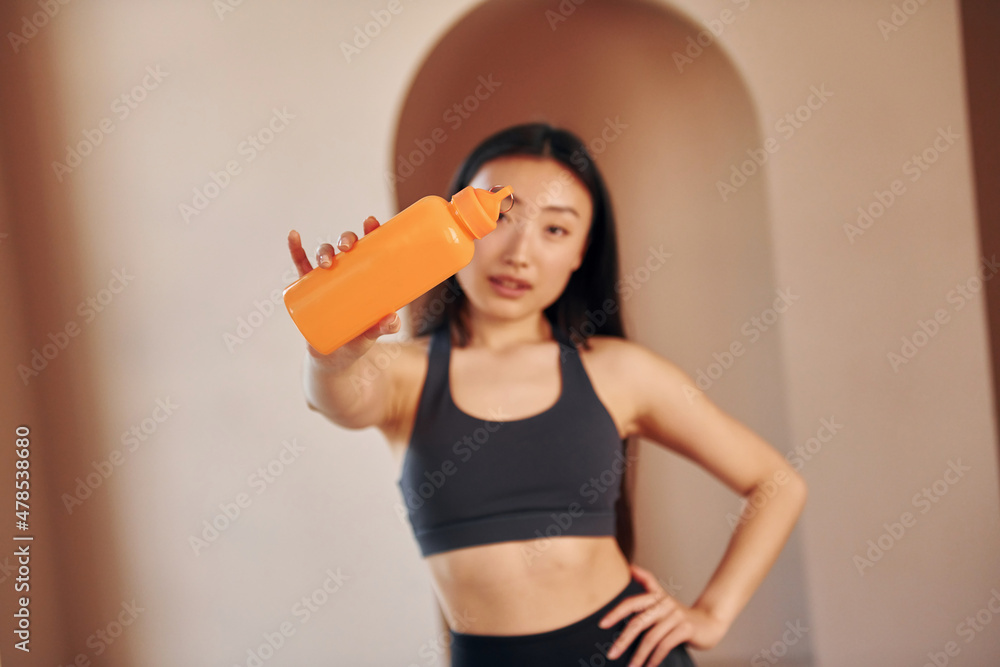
[448,574,697,667]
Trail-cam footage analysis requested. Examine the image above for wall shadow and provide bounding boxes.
[0,1,134,664]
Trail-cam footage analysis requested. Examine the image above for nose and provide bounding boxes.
[501,215,532,267]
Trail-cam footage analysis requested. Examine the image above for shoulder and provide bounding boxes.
[578,335,698,408]
[576,335,689,382]
[574,335,695,439]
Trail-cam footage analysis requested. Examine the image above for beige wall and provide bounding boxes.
[0,1,997,666]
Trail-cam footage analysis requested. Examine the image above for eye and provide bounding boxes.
[547,225,568,236]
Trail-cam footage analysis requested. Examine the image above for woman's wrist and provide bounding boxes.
[305,344,356,374]
[691,598,735,632]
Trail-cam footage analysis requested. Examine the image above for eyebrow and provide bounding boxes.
[510,203,580,218]
[543,205,580,217]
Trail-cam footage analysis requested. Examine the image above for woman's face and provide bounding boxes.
[456,155,594,325]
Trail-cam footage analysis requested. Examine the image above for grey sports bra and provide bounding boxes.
[395,323,625,557]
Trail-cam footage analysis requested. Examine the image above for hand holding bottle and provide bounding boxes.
[286,218,401,369]
[283,185,512,356]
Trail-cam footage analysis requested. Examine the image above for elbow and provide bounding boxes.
[752,468,808,507]
[786,471,808,510]
[304,397,336,423]
[304,398,370,431]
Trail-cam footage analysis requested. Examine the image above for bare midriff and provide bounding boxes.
[425,534,633,635]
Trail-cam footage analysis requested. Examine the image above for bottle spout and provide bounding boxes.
[480,185,514,218]
[451,184,515,239]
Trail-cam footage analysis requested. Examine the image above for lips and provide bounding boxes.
[489,274,532,289]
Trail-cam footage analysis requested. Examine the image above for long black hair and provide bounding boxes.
[408,122,636,562]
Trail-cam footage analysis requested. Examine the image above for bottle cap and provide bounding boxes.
[451,185,514,239]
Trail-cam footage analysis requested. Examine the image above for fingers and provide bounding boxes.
[334,231,356,252]
[379,312,401,335]
[362,215,380,236]
[293,217,376,278]
[641,620,694,667]
[598,591,660,629]
[630,614,692,667]
[601,592,678,661]
[332,217,377,256]
[316,242,336,269]
[629,563,658,590]
[361,312,401,341]
[287,230,313,278]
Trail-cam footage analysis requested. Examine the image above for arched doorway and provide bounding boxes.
[391,1,811,661]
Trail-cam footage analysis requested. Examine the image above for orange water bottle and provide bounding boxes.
[283,184,514,355]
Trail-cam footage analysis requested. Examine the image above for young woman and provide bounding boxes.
[286,124,807,667]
